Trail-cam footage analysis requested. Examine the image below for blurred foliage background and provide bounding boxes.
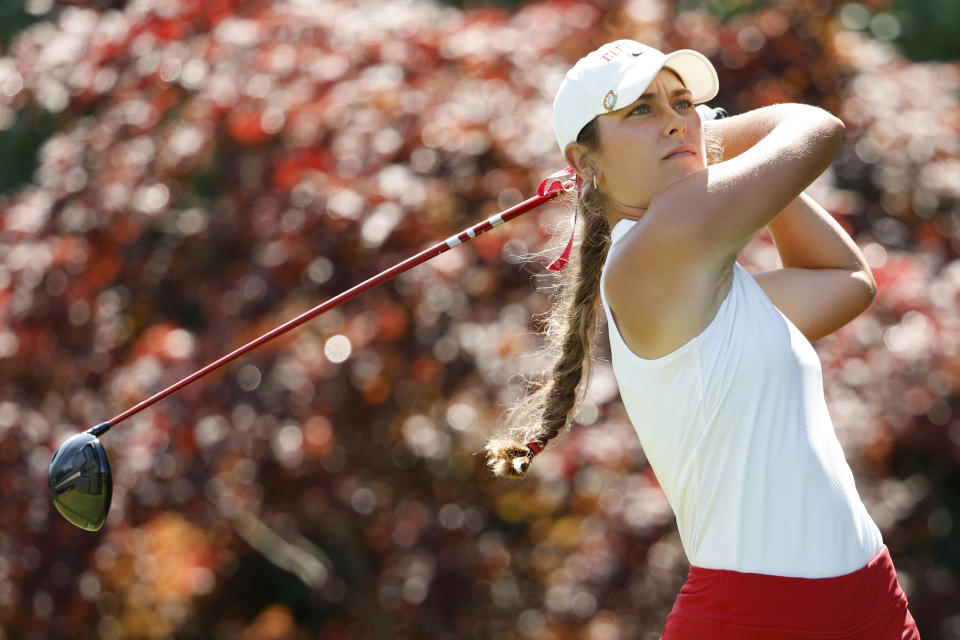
[1,0,958,638]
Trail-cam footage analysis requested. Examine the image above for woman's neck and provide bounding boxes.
[606,201,648,229]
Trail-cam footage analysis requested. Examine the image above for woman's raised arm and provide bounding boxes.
[618,103,845,272]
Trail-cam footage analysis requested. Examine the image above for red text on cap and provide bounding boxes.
[601,43,630,61]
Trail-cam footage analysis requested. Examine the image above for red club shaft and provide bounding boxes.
[100,188,564,434]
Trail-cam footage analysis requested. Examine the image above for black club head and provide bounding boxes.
[48,430,112,531]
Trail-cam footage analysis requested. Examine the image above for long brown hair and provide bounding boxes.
[484,112,724,478]
[484,119,609,478]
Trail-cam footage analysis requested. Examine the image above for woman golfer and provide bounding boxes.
[486,40,921,639]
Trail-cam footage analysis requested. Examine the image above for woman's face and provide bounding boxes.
[591,69,706,213]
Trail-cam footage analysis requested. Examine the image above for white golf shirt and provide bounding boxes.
[600,219,883,578]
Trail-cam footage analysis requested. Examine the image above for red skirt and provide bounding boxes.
[661,545,920,639]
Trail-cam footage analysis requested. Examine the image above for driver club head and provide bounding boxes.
[48,428,112,531]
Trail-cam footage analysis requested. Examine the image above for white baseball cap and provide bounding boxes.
[552,40,719,155]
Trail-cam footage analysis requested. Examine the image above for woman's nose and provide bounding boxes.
[663,109,687,136]
[664,112,686,137]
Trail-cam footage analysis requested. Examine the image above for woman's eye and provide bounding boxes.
[630,104,651,115]
[675,99,693,110]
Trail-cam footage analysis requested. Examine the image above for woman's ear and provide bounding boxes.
[564,143,598,184]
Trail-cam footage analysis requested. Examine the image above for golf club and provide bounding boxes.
[48,168,578,531]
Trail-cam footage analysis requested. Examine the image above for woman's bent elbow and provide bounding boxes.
[804,111,845,171]
[816,110,845,156]
[825,112,846,144]
[855,269,877,310]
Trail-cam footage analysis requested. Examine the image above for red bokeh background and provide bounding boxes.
[0,0,958,638]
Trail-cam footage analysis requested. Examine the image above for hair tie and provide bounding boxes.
[525,440,547,457]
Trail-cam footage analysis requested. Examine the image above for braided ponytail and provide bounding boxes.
[485,120,611,477]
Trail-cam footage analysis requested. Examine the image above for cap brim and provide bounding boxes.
[662,49,720,104]
[613,49,719,112]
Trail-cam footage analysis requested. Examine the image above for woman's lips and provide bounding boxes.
[663,145,697,160]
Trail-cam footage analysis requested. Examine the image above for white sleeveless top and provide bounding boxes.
[599,219,882,578]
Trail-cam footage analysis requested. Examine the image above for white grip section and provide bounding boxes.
[696,104,715,121]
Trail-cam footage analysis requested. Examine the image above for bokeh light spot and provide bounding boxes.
[237,365,262,391]
[324,335,352,363]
